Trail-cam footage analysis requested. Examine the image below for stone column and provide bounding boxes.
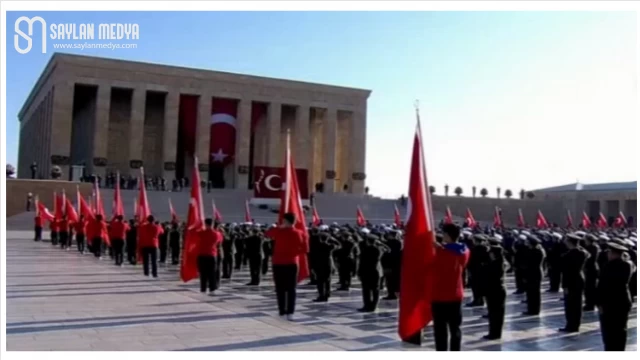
[323,106,337,193]
[267,102,281,167]
[295,104,310,169]
[349,108,367,194]
[196,93,211,183]
[235,99,252,189]
[129,87,146,178]
[92,83,111,180]
[50,80,74,180]
[162,91,180,182]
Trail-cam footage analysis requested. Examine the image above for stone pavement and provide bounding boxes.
[5,230,637,351]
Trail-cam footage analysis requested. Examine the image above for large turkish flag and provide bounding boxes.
[253,166,309,199]
[210,99,237,167]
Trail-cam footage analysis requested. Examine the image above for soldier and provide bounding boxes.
[234,228,246,270]
[126,219,138,265]
[546,235,566,293]
[583,234,600,311]
[383,230,403,300]
[559,233,589,332]
[221,227,235,278]
[336,232,359,291]
[159,222,169,264]
[467,234,489,307]
[513,234,528,295]
[245,228,264,285]
[169,222,181,265]
[262,234,272,275]
[483,236,506,340]
[357,232,389,312]
[523,235,546,315]
[313,233,341,302]
[596,242,635,351]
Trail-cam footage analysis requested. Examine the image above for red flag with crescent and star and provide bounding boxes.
[493,207,502,228]
[394,204,402,227]
[36,196,55,222]
[614,211,627,228]
[210,99,237,167]
[356,206,366,227]
[181,156,205,283]
[596,212,608,229]
[112,172,124,220]
[312,205,321,227]
[169,198,178,224]
[137,167,151,221]
[212,200,223,223]
[536,210,549,229]
[244,200,252,222]
[582,211,592,228]
[566,210,574,228]
[444,206,454,225]
[517,208,526,228]
[465,208,477,228]
[398,108,436,342]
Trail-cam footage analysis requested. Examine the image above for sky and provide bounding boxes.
[5,11,638,198]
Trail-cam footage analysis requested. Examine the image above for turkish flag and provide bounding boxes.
[212,200,223,223]
[596,212,608,229]
[54,191,66,220]
[253,166,309,199]
[93,180,105,218]
[444,206,454,224]
[65,198,79,223]
[614,211,627,228]
[244,200,252,222]
[37,197,55,222]
[169,198,178,223]
[312,206,321,227]
[112,172,124,219]
[536,210,549,229]
[465,208,477,228]
[79,194,94,221]
[277,133,310,283]
[582,211,592,228]
[210,98,237,167]
[394,204,402,227]
[398,117,436,342]
[137,167,151,221]
[356,206,366,227]
[181,156,205,283]
[493,207,503,228]
[517,209,526,228]
[566,210,574,228]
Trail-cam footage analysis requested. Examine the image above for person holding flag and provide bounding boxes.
[109,215,130,266]
[197,218,224,294]
[139,215,163,278]
[86,214,109,259]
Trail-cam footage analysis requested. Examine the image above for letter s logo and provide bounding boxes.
[14,16,47,54]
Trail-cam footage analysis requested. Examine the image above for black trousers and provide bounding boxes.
[234,251,244,269]
[92,237,102,258]
[385,267,400,297]
[548,265,561,291]
[126,239,137,265]
[262,255,270,275]
[112,239,125,265]
[338,260,354,289]
[526,279,542,314]
[470,274,484,305]
[34,226,42,241]
[432,301,463,351]
[273,264,298,315]
[315,269,331,300]
[215,255,222,289]
[360,273,381,310]
[170,240,180,265]
[197,255,217,292]
[159,238,168,263]
[142,247,158,277]
[600,306,631,351]
[222,253,233,278]
[76,234,85,253]
[51,231,58,245]
[59,231,69,248]
[563,287,584,330]
[584,275,598,309]
[486,288,506,338]
[514,269,526,293]
[249,255,263,284]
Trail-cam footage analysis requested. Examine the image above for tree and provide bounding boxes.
[526,191,535,199]
[454,186,463,197]
[505,189,513,199]
[51,165,62,179]
[429,185,436,195]
[480,188,488,198]
[444,184,450,197]
[472,186,477,198]
[519,189,525,200]
[496,187,501,199]
[6,164,16,178]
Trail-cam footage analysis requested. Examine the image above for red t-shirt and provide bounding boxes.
[198,228,223,257]
[58,219,69,232]
[138,222,163,248]
[73,221,86,235]
[86,219,109,241]
[431,244,470,302]
[265,227,308,265]
[109,221,130,240]
[35,216,42,227]
[50,220,59,232]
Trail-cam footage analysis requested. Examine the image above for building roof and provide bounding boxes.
[533,181,637,193]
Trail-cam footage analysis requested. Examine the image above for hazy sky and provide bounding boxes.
[5,11,637,198]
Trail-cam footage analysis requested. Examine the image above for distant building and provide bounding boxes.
[531,181,637,226]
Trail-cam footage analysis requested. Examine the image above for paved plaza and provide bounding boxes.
[5,230,637,351]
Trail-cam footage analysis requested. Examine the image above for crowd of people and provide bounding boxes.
[32,211,636,351]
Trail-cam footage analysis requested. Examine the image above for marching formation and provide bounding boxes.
[29,117,636,352]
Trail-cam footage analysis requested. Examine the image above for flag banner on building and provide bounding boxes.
[444,206,453,224]
[248,103,269,186]
[253,166,309,199]
[277,132,310,283]
[582,211,592,228]
[465,208,477,228]
[398,111,436,342]
[356,206,366,227]
[112,172,124,219]
[209,98,238,187]
[181,156,205,283]
[394,204,402,227]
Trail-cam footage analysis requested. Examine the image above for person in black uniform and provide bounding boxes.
[313,233,341,302]
[245,228,264,285]
[336,232,359,291]
[559,233,589,332]
[513,235,528,295]
[596,242,635,351]
[483,236,506,340]
[308,229,321,286]
[467,234,489,307]
[546,236,565,293]
[126,219,138,265]
[234,229,246,270]
[583,234,600,311]
[382,231,403,300]
[627,242,637,301]
[523,235,546,315]
[357,232,389,312]
[222,228,235,278]
[169,222,181,265]
[262,234,272,275]
[158,222,169,264]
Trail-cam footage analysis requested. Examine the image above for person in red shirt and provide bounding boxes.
[34,214,43,242]
[87,214,109,259]
[431,223,470,351]
[138,215,163,278]
[50,218,59,246]
[109,215,130,266]
[265,213,308,319]
[197,218,223,294]
[58,216,70,250]
[74,215,87,254]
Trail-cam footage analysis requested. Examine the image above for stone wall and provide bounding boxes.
[6,179,94,217]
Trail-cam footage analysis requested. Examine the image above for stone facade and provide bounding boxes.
[18,53,371,194]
